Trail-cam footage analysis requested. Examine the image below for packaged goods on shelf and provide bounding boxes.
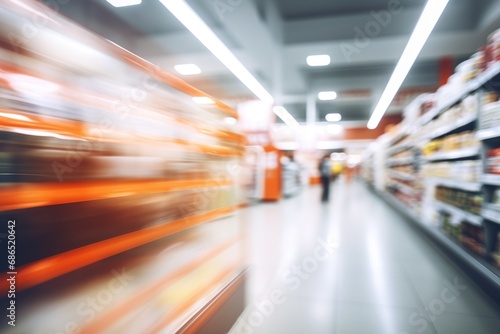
[391,165,414,174]
[419,94,436,117]
[421,94,478,135]
[480,100,500,130]
[435,186,482,215]
[422,160,482,182]
[442,212,461,239]
[460,222,485,255]
[422,131,479,156]
[486,148,500,174]
[487,28,500,65]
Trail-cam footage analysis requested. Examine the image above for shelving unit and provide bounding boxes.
[0,2,246,333]
[436,200,482,226]
[481,174,500,186]
[423,113,477,140]
[424,146,481,161]
[366,47,500,297]
[431,177,481,192]
[482,203,500,225]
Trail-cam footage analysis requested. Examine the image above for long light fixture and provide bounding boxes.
[106,0,142,7]
[367,0,449,129]
[273,106,300,128]
[158,0,274,105]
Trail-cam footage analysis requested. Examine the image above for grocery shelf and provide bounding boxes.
[420,62,500,126]
[424,146,480,161]
[387,170,415,181]
[481,174,500,186]
[476,125,500,141]
[432,177,482,192]
[482,203,500,225]
[424,113,477,140]
[0,206,236,293]
[388,181,416,195]
[473,61,500,90]
[0,178,233,212]
[387,143,413,156]
[386,157,414,166]
[377,185,500,288]
[435,200,482,226]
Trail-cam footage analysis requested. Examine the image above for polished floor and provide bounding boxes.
[230,178,500,334]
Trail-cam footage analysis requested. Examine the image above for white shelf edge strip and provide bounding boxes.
[424,146,480,161]
[436,200,482,225]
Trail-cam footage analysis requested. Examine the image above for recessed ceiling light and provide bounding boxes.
[224,117,237,125]
[318,91,337,101]
[106,0,142,8]
[325,113,342,122]
[307,55,330,67]
[193,96,215,104]
[174,64,201,76]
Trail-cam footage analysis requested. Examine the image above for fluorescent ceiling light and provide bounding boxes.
[174,63,201,75]
[273,106,300,128]
[159,0,273,104]
[318,91,337,101]
[307,55,330,67]
[106,0,142,7]
[193,96,215,104]
[325,113,342,122]
[367,0,449,129]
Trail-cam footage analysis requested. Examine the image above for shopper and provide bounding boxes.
[319,155,331,202]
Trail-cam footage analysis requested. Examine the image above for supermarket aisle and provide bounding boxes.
[231,178,500,334]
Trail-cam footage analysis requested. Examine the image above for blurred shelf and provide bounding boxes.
[424,146,480,162]
[387,170,415,181]
[482,203,500,225]
[388,181,416,196]
[432,178,481,192]
[387,126,410,146]
[387,143,413,156]
[386,157,413,166]
[0,108,243,156]
[420,62,500,126]
[476,125,500,141]
[0,178,233,212]
[435,200,482,226]
[424,113,477,140]
[481,174,500,186]
[0,206,236,293]
[381,191,420,222]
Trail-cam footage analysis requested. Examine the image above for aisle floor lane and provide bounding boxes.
[231,179,500,334]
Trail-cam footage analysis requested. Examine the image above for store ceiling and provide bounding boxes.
[43,0,499,127]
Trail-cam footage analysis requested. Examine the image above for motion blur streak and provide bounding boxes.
[0,1,246,333]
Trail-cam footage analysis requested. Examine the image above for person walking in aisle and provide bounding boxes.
[319,154,331,202]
